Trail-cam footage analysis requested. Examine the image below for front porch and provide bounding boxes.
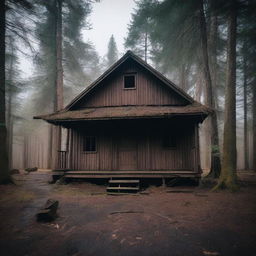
[54,118,200,175]
[52,169,202,179]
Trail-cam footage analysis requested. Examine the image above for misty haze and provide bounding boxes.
[0,0,255,256]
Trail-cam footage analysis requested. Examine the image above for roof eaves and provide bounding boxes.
[41,112,209,123]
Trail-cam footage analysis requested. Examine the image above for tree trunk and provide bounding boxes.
[7,43,14,170]
[195,65,203,102]
[179,64,187,92]
[8,114,13,169]
[209,14,218,108]
[144,30,148,63]
[214,0,238,190]
[52,0,63,169]
[209,14,221,177]
[198,0,221,178]
[253,81,256,172]
[55,0,63,111]
[0,0,12,183]
[242,45,249,170]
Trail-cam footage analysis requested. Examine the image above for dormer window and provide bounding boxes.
[124,74,136,89]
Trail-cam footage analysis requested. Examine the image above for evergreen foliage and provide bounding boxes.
[106,35,118,67]
[1,0,256,186]
[0,0,34,183]
[125,0,256,189]
[33,0,101,112]
[125,0,156,62]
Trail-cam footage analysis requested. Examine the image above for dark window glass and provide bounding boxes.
[124,75,135,88]
[163,135,177,148]
[83,136,96,152]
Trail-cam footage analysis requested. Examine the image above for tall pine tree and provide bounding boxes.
[106,35,118,67]
[32,0,101,168]
[0,0,10,183]
[214,0,238,190]
[0,0,33,183]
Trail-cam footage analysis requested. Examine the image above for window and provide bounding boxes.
[124,74,136,89]
[83,136,96,152]
[163,135,177,149]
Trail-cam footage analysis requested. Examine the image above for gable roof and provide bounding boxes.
[34,51,212,123]
[66,50,194,110]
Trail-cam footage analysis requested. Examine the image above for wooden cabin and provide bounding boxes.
[35,51,210,180]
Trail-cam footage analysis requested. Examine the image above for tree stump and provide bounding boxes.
[36,199,59,222]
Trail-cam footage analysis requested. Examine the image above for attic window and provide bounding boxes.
[124,74,136,89]
[163,135,177,149]
[83,136,96,152]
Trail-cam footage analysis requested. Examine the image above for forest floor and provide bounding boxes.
[0,170,255,256]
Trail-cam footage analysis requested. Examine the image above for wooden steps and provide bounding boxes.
[107,186,139,190]
[107,179,140,194]
[108,179,140,183]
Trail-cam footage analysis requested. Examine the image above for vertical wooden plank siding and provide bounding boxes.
[67,126,195,171]
[194,123,200,172]
[75,62,188,109]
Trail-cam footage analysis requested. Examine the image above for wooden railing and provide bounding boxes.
[58,151,68,169]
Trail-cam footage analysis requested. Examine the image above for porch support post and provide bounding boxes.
[194,123,200,173]
[162,177,166,187]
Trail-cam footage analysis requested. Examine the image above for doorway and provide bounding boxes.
[118,136,137,170]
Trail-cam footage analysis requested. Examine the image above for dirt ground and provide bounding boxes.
[0,170,255,256]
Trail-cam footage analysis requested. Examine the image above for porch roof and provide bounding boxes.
[34,103,211,123]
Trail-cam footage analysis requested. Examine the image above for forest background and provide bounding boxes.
[0,0,255,190]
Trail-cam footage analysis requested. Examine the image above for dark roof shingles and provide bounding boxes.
[35,103,211,122]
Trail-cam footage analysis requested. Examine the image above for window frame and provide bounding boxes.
[123,73,137,90]
[83,136,97,153]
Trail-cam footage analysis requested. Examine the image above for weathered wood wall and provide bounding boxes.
[66,119,196,171]
[73,60,188,109]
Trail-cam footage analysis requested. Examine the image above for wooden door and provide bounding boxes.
[118,136,137,170]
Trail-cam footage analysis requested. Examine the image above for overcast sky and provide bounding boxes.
[83,0,136,57]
